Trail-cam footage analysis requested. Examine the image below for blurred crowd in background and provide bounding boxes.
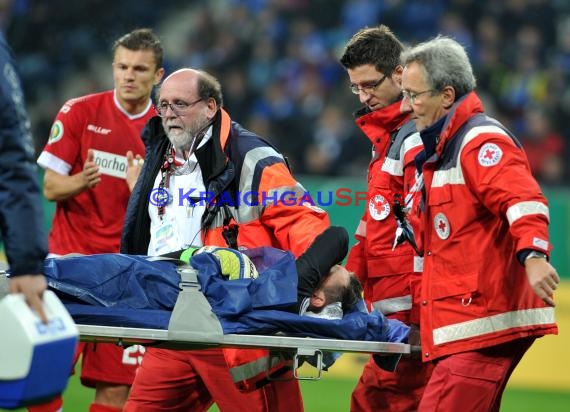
[4,0,570,185]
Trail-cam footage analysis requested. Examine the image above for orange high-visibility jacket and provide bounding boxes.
[122,108,330,390]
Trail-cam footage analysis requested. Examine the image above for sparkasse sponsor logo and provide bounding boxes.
[92,150,128,179]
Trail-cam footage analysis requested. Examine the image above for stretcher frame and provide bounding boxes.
[77,325,411,380]
[76,324,409,355]
[2,266,413,380]
[76,263,411,380]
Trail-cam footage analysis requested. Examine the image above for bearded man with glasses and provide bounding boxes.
[121,68,330,411]
[339,25,433,411]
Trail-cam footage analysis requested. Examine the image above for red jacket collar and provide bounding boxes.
[355,100,410,153]
[437,91,484,155]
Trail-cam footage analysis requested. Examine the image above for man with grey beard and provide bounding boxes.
[121,68,330,411]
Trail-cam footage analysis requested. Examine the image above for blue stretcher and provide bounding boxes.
[40,250,413,379]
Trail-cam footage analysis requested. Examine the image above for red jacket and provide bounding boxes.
[419,92,557,361]
[346,101,423,324]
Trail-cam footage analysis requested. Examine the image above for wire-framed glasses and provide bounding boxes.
[156,98,203,117]
[401,89,436,104]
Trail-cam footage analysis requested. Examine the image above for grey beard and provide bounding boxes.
[167,130,198,154]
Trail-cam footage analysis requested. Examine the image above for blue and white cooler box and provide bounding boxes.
[0,290,78,409]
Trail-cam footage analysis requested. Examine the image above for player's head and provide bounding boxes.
[111,29,165,110]
[340,25,406,111]
[310,265,362,314]
[113,28,164,70]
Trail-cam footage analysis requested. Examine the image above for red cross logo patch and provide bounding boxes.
[478,143,503,167]
[434,212,450,240]
[369,194,391,221]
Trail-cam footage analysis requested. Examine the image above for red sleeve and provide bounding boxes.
[462,133,551,254]
[39,98,87,174]
[346,210,368,284]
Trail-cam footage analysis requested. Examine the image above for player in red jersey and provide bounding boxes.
[33,28,165,412]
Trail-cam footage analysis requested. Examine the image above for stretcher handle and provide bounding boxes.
[293,348,323,381]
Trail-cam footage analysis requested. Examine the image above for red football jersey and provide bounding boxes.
[38,90,155,254]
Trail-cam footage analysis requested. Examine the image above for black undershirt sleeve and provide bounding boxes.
[295,226,349,302]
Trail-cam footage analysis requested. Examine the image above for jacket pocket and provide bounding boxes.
[430,272,487,325]
[427,184,452,206]
[367,252,415,278]
[431,273,478,300]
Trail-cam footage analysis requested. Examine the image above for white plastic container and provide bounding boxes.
[0,290,78,408]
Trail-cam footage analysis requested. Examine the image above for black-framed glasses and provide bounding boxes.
[401,89,436,104]
[156,98,202,117]
[350,74,388,95]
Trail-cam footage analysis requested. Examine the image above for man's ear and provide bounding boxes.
[441,86,456,109]
[154,67,165,85]
[392,65,404,86]
[206,97,218,119]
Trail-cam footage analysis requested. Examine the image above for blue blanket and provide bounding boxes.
[44,248,408,343]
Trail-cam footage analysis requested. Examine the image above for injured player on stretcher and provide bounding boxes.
[41,226,411,366]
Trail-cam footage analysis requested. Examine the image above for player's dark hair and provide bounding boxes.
[322,271,363,313]
[113,28,163,69]
[340,274,363,313]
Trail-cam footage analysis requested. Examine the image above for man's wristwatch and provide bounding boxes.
[525,250,548,262]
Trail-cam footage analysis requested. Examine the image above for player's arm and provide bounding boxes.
[43,148,101,201]
[296,226,349,300]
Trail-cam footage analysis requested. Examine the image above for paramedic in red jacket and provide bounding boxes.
[339,25,432,411]
[401,36,559,411]
[122,68,329,412]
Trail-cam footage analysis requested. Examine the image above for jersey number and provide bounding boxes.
[122,344,146,365]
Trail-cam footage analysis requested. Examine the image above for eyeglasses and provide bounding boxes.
[156,98,202,117]
[350,74,388,95]
[401,89,436,104]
